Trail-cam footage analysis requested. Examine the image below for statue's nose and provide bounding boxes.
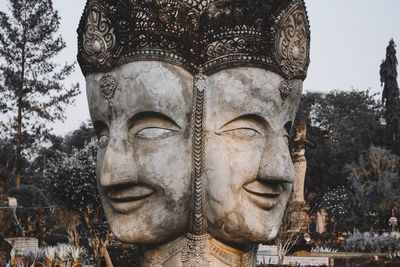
[257,135,294,184]
[99,135,139,188]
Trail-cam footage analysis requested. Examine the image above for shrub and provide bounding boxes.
[343,233,400,253]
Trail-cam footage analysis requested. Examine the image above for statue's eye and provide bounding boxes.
[128,112,181,141]
[218,115,265,140]
[98,134,109,148]
[135,127,178,140]
[221,128,261,139]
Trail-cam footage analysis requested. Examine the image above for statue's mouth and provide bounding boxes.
[105,183,154,213]
[243,180,291,210]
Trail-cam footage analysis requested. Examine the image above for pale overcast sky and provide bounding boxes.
[2,0,400,135]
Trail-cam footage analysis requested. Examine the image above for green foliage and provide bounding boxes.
[63,122,96,154]
[321,186,350,217]
[41,138,100,213]
[299,90,388,231]
[0,138,15,187]
[346,147,400,229]
[0,0,80,186]
[8,185,49,207]
[300,90,384,196]
[343,233,400,253]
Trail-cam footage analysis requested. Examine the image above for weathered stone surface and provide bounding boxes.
[292,116,308,203]
[81,0,310,265]
[86,63,303,266]
[141,235,257,266]
[204,68,302,244]
[86,61,193,244]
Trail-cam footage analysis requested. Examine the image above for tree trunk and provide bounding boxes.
[15,103,22,188]
[15,4,27,188]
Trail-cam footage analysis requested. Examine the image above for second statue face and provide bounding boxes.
[86,61,302,245]
[204,68,301,244]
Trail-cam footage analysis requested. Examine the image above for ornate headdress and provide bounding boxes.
[77,0,310,79]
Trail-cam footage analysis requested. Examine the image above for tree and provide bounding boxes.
[42,138,99,213]
[0,0,80,188]
[320,186,353,233]
[40,137,113,264]
[298,90,384,197]
[25,122,95,186]
[346,147,400,231]
[63,122,96,154]
[380,39,400,147]
[295,90,389,232]
[274,202,310,265]
[0,137,15,187]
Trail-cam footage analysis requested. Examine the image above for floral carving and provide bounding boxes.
[78,0,310,78]
[279,79,293,102]
[99,73,117,103]
[274,1,310,79]
[82,4,116,68]
[181,234,211,266]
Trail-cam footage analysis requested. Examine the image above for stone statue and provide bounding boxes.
[77,0,310,266]
[292,115,308,203]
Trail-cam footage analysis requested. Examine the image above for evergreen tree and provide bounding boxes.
[0,0,80,187]
[380,39,400,146]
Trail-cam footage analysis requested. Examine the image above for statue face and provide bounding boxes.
[87,62,302,245]
[86,62,193,243]
[204,68,302,243]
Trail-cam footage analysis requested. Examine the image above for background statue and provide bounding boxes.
[77,0,310,266]
[292,115,309,203]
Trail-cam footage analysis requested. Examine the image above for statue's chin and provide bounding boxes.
[208,222,281,246]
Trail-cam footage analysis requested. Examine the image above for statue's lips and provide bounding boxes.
[243,180,291,210]
[106,184,154,213]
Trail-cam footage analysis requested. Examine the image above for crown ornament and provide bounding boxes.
[77,0,310,79]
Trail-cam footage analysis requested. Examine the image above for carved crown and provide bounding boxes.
[77,0,310,79]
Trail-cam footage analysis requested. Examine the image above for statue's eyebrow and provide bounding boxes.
[218,114,270,131]
[126,111,181,130]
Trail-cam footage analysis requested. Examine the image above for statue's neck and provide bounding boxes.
[140,234,257,267]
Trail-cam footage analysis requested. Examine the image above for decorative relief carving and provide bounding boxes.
[142,234,257,266]
[143,238,187,266]
[99,73,117,103]
[181,234,211,266]
[209,238,257,267]
[190,72,208,235]
[274,1,310,79]
[278,79,293,102]
[82,4,116,68]
[78,0,310,78]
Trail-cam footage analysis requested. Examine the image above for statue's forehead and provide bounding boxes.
[206,68,300,130]
[86,62,193,127]
[87,62,301,132]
